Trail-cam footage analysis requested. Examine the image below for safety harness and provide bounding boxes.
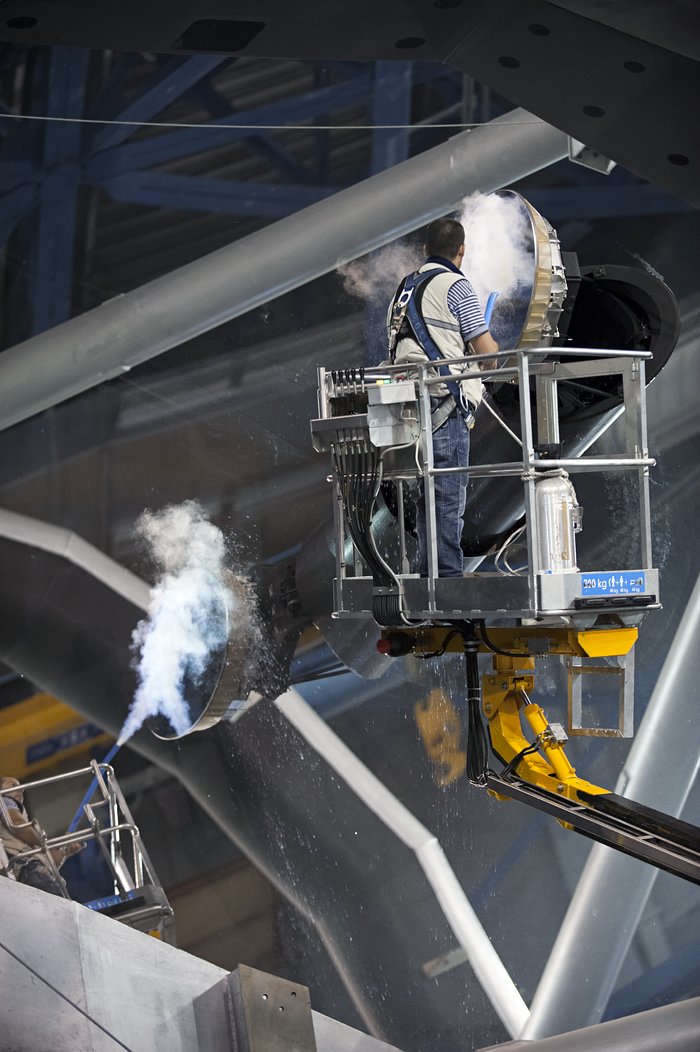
[388,269,475,431]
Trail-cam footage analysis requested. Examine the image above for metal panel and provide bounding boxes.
[227,965,317,1052]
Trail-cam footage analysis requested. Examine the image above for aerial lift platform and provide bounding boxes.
[0,759,174,939]
[311,344,700,887]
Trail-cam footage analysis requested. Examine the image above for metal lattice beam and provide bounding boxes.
[90,54,226,152]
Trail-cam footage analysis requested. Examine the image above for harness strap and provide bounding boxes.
[402,270,471,420]
[430,395,456,432]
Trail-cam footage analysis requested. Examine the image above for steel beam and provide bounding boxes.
[10,48,88,337]
[521,572,700,1039]
[483,996,700,1052]
[192,78,308,182]
[370,61,412,174]
[275,687,530,1038]
[90,54,225,153]
[85,72,373,179]
[0,108,569,431]
[100,171,338,216]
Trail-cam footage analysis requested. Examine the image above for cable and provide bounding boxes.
[0,938,133,1050]
[463,634,490,787]
[494,523,526,576]
[479,394,523,448]
[475,620,529,659]
[0,112,548,132]
[500,735,546,781]
[414,628,465,659]
[334,438,414,624]
[502,545,527,576]
[438,620,491,787]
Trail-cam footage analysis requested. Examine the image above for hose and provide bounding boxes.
[67,740,121,833]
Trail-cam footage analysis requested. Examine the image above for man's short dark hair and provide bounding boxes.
[425,218,465,259]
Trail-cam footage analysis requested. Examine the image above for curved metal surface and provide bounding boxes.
[486,190,566,353]
[147,572,261,739]
[460,261,680,559]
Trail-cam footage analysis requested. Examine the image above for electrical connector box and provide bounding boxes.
[367,380,416,405]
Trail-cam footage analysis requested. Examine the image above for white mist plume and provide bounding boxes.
[458,191,533,310]
[338,243,420,306]
[120,500,233,744]
[337,192,533,317]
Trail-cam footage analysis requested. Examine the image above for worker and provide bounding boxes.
[387,217,499,577]
[0,776,84,897]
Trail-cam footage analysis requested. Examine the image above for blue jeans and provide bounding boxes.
[417,409,470,577]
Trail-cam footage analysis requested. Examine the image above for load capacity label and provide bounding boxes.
[580,571,646,596]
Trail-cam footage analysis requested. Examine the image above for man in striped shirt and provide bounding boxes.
[390,217,499,577]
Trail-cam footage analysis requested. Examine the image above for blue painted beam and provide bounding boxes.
[100,171,340,218]
[85,72,372,180]
[87,53,146,124]
[30,48,89,335]
[0,97,18,138]
[193,79,309,183]
[370,61,412,174]
[311,64,332,184]
[91,54,226,153]
[0,44,27,72]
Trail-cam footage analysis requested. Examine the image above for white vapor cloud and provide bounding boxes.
[120,501,234,744]
[338,243,420,306]
[337,191,534,317]
[458,191,533,310]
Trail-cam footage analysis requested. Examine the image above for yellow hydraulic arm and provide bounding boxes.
[379,622,700,884]
[482,656,608,805]
[381,622,638,801]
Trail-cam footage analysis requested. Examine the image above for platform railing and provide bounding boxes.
[317,344,655,619]
[0,760,173,937]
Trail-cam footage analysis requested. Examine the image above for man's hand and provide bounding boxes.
[50,840,86,868]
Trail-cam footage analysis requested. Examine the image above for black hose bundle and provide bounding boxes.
[464,636,490,787]
[441,621,491,787]
[332,440,403,624]
[333,441,389,584]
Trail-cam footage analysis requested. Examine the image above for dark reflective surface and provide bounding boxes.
[1,45,700,1052]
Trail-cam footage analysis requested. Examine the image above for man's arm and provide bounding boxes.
[2,806,42,848]
[469,329,499,368]
[2,807,84,865]
[447,278,499,368]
